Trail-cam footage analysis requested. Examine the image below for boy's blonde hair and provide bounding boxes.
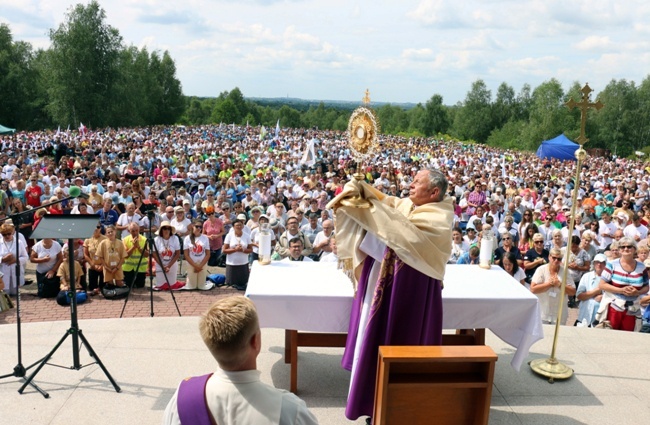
[199,296,259,370]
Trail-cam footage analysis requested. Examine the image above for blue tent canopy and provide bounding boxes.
[536,134,579,161]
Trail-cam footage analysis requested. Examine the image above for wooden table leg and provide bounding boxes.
[289,330,298,394]
[284,329,292,364]
[474,328,486,345]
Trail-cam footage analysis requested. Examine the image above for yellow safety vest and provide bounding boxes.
[122,235,148,272]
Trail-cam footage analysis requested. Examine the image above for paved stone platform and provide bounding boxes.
[0,264,237,324]
[1,319,649,425]
[2,263,632,425]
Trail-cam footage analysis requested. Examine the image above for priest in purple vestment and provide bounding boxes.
[328,169,454,421]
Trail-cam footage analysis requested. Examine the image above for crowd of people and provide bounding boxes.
[0,124,648,331]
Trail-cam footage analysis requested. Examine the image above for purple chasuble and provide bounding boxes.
[342,248,443,420]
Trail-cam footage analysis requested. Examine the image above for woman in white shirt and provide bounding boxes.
[223,218,252,291]
[531,247,576,324]
[449,228,469,264]
[153,221,180,289]
[183,220,211,290]
[0,224,29,295]
[30,238,63,298]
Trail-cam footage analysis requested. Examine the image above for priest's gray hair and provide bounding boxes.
[426,169,448,201]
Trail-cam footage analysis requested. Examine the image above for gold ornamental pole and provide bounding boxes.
[530,83,604,383]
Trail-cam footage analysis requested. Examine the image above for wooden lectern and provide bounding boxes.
[373,346,497,425]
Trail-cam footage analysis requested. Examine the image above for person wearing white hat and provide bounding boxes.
[0,222,28,296]
[614,211,629,230]
[153,221,180,290]
[246,206,264,231]
[193,184,207,205]
[228,213,251,238]
[171,206,191,238]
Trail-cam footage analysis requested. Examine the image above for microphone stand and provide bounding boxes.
[0,192,84,397]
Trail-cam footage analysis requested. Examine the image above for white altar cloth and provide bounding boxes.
[246,262,543,371]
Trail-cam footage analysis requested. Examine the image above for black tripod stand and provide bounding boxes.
[120,214,181,318]
[0,210,49,397]
[18,215,120,395]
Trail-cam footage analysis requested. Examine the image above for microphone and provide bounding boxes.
[68,186,90,200]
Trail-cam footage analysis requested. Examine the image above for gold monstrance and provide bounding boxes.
[339,89,380,208]
[529,83,603,383]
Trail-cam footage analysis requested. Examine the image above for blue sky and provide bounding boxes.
[2,0,649,105]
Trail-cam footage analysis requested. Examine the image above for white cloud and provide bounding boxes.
[494,56,561,77]
[574,36,614,51]
[407,0,495,29]
[283,26,321,51]
[138,36,157,50]
[216,22,280,45]
[440,30,504,51]
[401,48,434,61]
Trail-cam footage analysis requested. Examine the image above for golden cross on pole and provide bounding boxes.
[362,89,371,105]
[531,82,604,383]
[565,83,604,145]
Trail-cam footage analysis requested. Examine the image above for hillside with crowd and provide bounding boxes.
[0,124,648,330]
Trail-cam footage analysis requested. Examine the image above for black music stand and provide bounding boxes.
[19,215,121,395]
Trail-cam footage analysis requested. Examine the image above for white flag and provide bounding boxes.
[259,126,267,141]
[300,138,316,166]
[275,119,280,139]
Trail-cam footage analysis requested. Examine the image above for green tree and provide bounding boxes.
[407,104,426,134]
[144,51,164,124]
[260,105,276,126]
[0,24,49,129]
[46,0,122,127]
[452,79,493,142]
[629,76,650,156]
[278,105,301,128]
[562,81,586,142]
[487,120,526,150]
[211,98,239,124]
[519,79,574,150]
[111,45,145,126]
[514,83,532,121]
[421,94,449,136]
[332,114,349,131]
[185,98,210,125]
[492,82,516,129]
[226,87,246,123]
[156,51,184,124]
